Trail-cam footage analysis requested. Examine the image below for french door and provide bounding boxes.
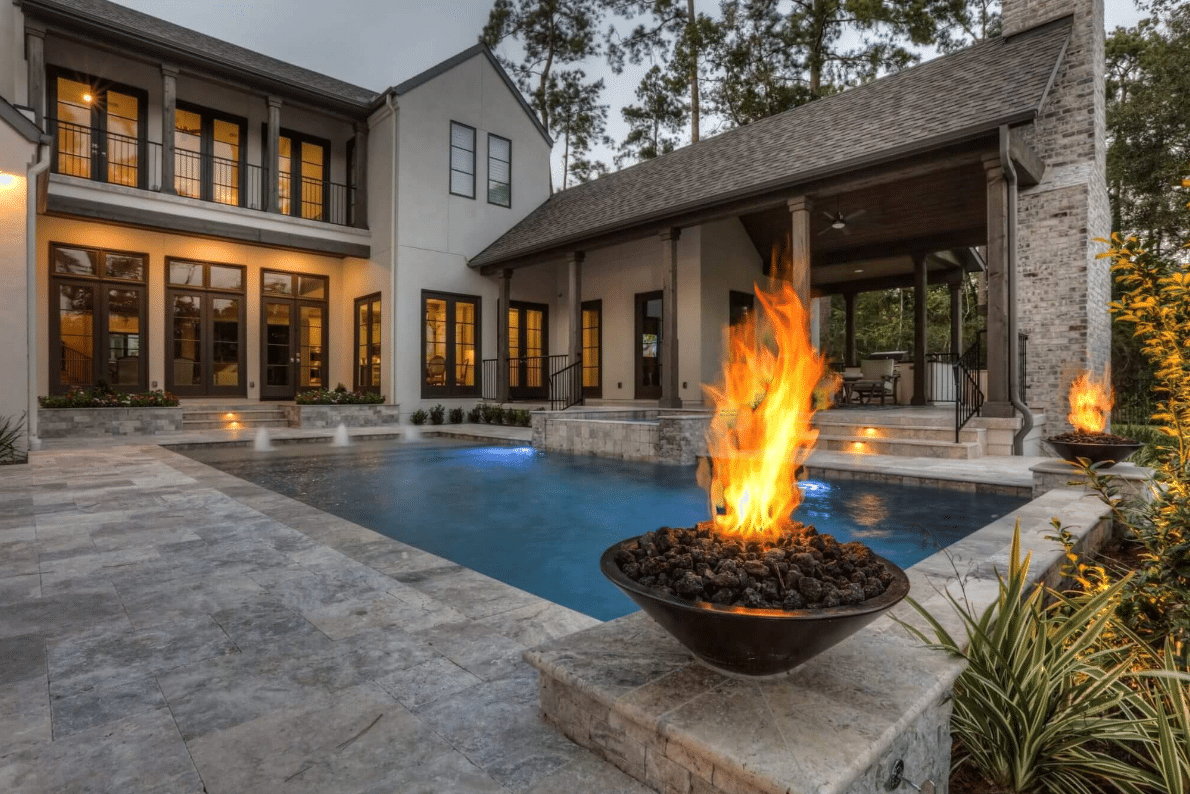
[508,300,549,400]
[581,300,602,398]
[260,271,329,400]
[634,291,663,400]
[166,290,246,397]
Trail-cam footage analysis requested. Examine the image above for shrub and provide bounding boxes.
[516,409,532,427]
[467,405,483,423]
[334,383,348,393]
[409,409,428,426]
[449,407,464,424]
[0,414,25,464]
[429,404,446,425]
[295,389,385,405]
[39,387,179,408]
[488,406,505,425]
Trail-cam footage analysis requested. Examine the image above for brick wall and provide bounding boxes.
[1005,0,1110,431]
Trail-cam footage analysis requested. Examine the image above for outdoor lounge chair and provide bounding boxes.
[852,359,897,405]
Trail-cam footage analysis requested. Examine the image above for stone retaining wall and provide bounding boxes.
[38,407,184,438]
[282,404,403,428]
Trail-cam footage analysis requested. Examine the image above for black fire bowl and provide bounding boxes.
[1045,438,1143,468]
[600,538,911,677]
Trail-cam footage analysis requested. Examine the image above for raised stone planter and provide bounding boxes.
[282,404,403,428]
[1030,458,1153,500]
[531,409,711,464]
[38,407,184,438]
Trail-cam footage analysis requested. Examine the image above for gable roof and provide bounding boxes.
[19,0,379,114]
[386,43,552,146]
[469,16,1072,270]
[0,97,46,144]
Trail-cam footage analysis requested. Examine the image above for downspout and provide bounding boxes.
[385,93,398,410]
[26,134,53,452]
[1000,125,1034,455]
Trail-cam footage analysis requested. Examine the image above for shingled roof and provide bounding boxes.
[19,0,379,112]
[469,16,1072,270]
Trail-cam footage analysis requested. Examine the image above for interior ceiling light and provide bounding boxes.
[82,93,93,103]
[854,268,864,273]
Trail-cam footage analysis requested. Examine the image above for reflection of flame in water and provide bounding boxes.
[1067,367,1113,433]
[698,279,826,541]
[847,493,890,530]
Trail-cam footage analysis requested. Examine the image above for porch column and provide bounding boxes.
[567,251,584,365]
[786,196,812,307]
[160,65,178,195]
[982,153,1013,417]
[844,292,857,367]
[949,282,962,356]
[497,269,512,402]
[265,96,282,213]
[912,254,928,406]
[660,227,682,409]
[352,120,369,229]
[25,26,45,126]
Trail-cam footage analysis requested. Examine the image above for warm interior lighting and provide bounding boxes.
[82,93,93,103]
[0,173,17,189]
[854,268,863,273]
[832,219,846,230]
[698,275,826,542]
[1067,367,1113,433]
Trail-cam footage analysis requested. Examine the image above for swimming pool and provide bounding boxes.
[185,439,1028,620]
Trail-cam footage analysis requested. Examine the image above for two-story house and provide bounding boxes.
[0,0,551,441]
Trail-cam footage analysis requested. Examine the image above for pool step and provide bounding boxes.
[182,407,290,430]
[816,433,983,459]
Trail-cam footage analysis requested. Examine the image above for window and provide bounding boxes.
[175,103,246,206]
[48,69,146,188]
[582,299,602,397]
[166,259,247,396]
[423,291,480,397]
[355,293,382,392]
[449,121,476,198]
[488,134,511,207]
[49,244,148,393]
[265,126,330,220]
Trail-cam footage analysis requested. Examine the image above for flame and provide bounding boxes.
[698,280,826,541]
[1067,367,1113,433]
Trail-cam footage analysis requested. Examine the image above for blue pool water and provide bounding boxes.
[186,439,1027,620]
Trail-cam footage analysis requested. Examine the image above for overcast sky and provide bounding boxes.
[116,0,1148,185]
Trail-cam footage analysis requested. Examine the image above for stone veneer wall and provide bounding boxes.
[38,407,184,438]
[538,419,661,462]
[282,404,404,428]
[656,415,712,465]
[1007,0,1110,431]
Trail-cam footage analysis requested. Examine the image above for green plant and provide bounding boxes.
[39,387,179,408]
[429,404,446,425]
[901,524,1152,794]
[449,407,464,424]
[467,404,484,423]
[409,409,428,426]
[488,406,505,425]
[1125,643,1190,793]
[295,389,385,405]
[334,382,348,393]
[517,409,533,427]
[0,413,26,464]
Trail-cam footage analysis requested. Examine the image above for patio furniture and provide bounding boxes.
[840,366,862,404]
[852,359,899,405]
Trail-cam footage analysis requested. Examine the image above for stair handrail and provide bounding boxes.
[549,356,584,411]
[952,332,985,443]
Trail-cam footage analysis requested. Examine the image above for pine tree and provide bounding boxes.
[615,65,688,166]
[550,70,612,189]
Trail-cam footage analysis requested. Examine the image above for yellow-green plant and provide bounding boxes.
[901,525,1152,794]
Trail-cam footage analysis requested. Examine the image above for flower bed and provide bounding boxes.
[39,388,178,408]
[295,388,385,405]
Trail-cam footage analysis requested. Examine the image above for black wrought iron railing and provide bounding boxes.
[924,351,959,403]
[50,118,354,226]
[953,335,985,443]
[550,358,584,411]
[59,346,93,386]
[481,354,583,409]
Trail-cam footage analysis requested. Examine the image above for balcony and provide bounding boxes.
[49,119,355,227]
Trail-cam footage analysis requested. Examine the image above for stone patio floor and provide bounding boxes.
[0,440,654,794]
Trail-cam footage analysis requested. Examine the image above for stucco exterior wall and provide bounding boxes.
[0,2,27,107]
[1007,0,1110,428]
[35,215,367,400]
[698,217,764,389]
[0,122,33,437]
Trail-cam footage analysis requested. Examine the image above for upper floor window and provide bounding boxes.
[449,121,475,198]
[175,103,246,206]
[265,126,330,221]
[488,134,511,207]
[49,68,146,188]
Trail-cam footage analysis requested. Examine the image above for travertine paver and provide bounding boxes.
[0,443,651,794]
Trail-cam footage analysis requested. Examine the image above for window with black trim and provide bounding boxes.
[49,243,149,393]
[582,299,602,397]
[263,126,331,220]
[487,134,511,207]
[355,293,382,392]
[48,67,147,189]
[449,121,476,198]
[175,102,246,206]
[423,291,480,397]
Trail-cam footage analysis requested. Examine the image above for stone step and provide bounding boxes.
[812,421,985,444]
[183,409,288,421]
[816,433,983,459]
[182,418,291,430]
[813,410,957,427]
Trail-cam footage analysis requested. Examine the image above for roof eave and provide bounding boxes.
[470,111,1036,271]
[20,0,376,118]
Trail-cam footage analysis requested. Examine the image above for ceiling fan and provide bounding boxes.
[818,204,867,236]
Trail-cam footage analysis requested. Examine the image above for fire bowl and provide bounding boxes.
[600,538,910,677]
[1045,437,1142,468]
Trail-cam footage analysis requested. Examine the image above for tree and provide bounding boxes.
[615,65,688,166]
[1106,6,1190,256]
[934,0,1002,53]
[482,0,604,136]
[550,70,612,189]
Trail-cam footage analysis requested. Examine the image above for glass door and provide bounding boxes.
[51,73,144,188]
[635,291,663,399]
[355,293,382,391]
[508,301,548,400]
[261,299,295,399]
[582,299,602,398]
[166,259,246,396]
[260,271,329,400]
